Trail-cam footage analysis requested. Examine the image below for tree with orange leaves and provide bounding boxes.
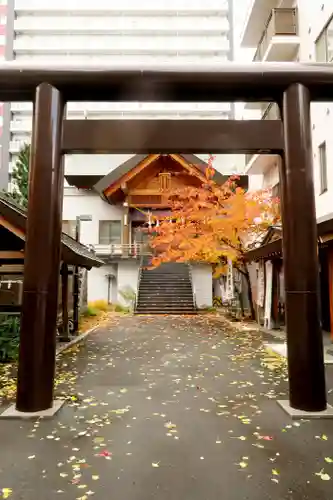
[150,156,280,319]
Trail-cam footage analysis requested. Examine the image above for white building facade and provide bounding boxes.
[241,0,333,218]
[2,0,240,185]
[240,0,333,332]
[0,0,245,308]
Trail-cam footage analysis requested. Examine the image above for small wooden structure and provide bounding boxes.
[0,62,332,413]
[246,216,333,338]
[0,193,103,333]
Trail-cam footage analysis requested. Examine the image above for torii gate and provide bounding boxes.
[1,62,332,417]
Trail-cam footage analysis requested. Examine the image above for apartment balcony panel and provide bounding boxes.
[9,141,26,154]
[10,120,32,133]
[15,0,229,17]
[253,8,299,62]
[14,53,229,64]
[13,35,229,53]
[244,102,280,170]
[14,16,229,35]
[241,0,278,47]
[245,153,278,175]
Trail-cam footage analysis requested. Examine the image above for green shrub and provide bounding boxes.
[114,304,130,313]
[82,305,99,317]
[89,300,109,312]
[118,287,136,308]
[0,315,20,362]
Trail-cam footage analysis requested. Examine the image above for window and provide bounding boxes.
[99,220,121,245]
[319,141,328,194]
[315,17,333,62]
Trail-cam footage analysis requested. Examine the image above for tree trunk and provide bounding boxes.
[244,265,256,320]
[235,262,256,321]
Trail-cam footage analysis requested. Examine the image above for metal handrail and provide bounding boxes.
[94,242,152,258]
[188,264,197,310]
[135,254,145,311]
[254,8,298,62]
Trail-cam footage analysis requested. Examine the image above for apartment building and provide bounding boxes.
[241,0,333,334]
[0,0,243,191]
[0,0,8,188]
[0,0,245,308]
[241,0,299,195]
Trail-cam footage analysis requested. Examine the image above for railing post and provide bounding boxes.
[16,83,65,413]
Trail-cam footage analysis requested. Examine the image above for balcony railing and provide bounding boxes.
[261,102,280,121]
[254,8,298,62]
[245,103,280,165]
[94,243,152,259]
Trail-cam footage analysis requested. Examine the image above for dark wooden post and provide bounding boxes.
[60,262,69,341]
[280,83,326,411]
[16,83,65,412]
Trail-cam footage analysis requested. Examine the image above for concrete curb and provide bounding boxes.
[56,326,99,357]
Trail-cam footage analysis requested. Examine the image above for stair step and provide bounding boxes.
[140,276,190,280]
[138,300,193,307]
[139,284,192,288]
[135,311,198,316]
[138,260,195,314]
[137,304,195,311]
[138,290,193,299]
[139,285,192,288]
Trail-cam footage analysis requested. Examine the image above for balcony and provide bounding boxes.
[253,8,299,62]
[14,0,228,17]
[241,0,278,47]
[94,243,152,260]
[10,120,32,133]
[14,16,229,36]
[9,141,25,154]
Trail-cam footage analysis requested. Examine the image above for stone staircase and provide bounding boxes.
[135,258,196,315]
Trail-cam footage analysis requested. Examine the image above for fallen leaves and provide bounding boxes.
[315,470,331,481]
[1,488,12,499]
[1,314,333,499]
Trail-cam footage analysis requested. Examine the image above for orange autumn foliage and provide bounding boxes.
[150,156,280,281]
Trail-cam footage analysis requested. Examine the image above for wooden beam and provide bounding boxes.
[0,216,25,240]
[2,62,333,102]
[60,262,70,341]
[169,153,207,182]
[0,264,24,274]
[129,204,170,209]
[104,154,160,198]
[62,119,284,154]
[130,189,167,195]
[0,251,24,260]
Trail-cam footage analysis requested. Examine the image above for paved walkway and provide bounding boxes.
[0,315,333,500]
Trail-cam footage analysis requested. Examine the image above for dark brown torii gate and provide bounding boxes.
[1,62,331,414]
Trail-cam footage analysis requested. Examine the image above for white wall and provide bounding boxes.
[248,174,264,192]
[262,162,279,190]
[62,190,124,246]
[117,261,140,305]
[191,263,213,308]
[298,0,333,219]
[65,154,132,177]
[87,264,117,303]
